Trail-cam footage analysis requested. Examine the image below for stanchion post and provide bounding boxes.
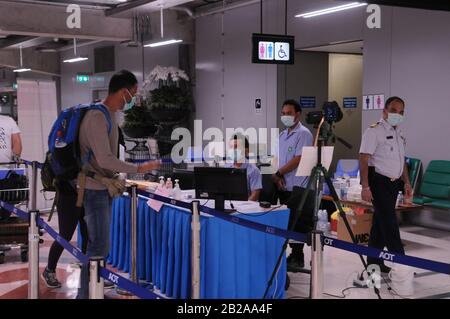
[116,185,138,297]
[28,161,39,299]
[28,210,40,299]
[89,257,104,299]
[191,200,200,299]
[130,184,138,283]
[310,231,324,299]
[30,161,37,211]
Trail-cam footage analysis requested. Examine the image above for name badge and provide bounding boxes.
[386,136,393,140]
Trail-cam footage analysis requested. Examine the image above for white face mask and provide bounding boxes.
[281,115,295,127]
[228,148,243,162]
[123,89,136,111]
[387,113,404,126]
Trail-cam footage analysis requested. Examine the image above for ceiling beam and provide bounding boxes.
[32,0,116,7]
[0,36,35,49]
[0,0,113,9]
[105,0,155,17]
[0,48,60,76]
[0,1,132,41]
[349,0,450,12]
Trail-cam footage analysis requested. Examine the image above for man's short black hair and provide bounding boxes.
[108,70,138,94]
[282,99,302,113]
[385,96,405,109]
[232,134,249,149]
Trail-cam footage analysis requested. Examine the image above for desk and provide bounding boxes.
[322,195,422,212]
[108,196,289,299]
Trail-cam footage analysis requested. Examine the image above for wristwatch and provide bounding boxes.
[275,170,283,178]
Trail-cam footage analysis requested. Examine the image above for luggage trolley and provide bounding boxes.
[0,161,30,264]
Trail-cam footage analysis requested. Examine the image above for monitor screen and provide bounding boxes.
[172,168,195,190]
[252,33,295,65]
[194,167,248,211]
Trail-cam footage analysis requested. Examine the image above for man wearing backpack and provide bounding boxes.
[77,70,160,299]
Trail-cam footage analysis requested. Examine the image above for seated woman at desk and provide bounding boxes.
[225,134,262,201]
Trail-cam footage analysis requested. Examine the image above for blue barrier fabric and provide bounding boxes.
[39,217,162,298]
[20,160,44,170]
[200,211,288,299]
[199,205,308,244]
[0,200,161,299]
[0,201,28,220]
[323,236,450,275]
[109,196,289,299]
[136,189,308,244]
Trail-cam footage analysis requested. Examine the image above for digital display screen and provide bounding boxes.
[252,33,295,64]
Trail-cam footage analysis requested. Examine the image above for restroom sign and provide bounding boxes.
[275,42,290,61]
[252,33,294,64]
[363,95,374,110]
[374,94,384,110]
[258,42,274,60]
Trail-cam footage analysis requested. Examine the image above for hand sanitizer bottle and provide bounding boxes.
[165,177,173,190]
[172,179,182,200]
[159,176,165,189]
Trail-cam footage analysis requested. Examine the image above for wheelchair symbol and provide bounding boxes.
[278,46,287,59]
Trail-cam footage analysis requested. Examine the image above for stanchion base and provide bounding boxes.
[115,287,134,296]
[109,287,139,299]
[114,280,153,297]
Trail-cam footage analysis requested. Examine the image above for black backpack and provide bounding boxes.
[41,151,57,192]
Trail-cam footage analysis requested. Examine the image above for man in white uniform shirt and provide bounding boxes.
[359,96,412,274]
[0,115,22,162]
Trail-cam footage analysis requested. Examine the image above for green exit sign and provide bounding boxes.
[76,75,90,83]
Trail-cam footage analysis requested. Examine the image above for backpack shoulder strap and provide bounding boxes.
[81,103,113,167]
[90,103,112,135]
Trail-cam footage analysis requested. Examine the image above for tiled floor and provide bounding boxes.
[1,213,449,299]
[286,226,450,299]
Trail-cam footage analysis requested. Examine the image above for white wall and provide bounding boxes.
[363,7,450,168]
[195,0,283,151]
[288,0,365,49]
[17,79,57,210]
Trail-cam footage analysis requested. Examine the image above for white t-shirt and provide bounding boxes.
[0,115,21,163]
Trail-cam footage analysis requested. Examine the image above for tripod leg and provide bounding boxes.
[319,167,382,299]
[262,167,318,299]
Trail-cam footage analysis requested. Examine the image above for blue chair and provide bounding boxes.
[335,159,359,178]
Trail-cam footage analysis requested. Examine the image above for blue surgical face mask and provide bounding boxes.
[281,115,295,127]
[387,112,403,127]
[228,148,243,162]
[123,89,136,111]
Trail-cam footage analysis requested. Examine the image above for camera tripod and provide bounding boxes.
[262,138,381,299]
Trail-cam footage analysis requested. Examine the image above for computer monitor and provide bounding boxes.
[194,167,248,212]
[172,168,195,190]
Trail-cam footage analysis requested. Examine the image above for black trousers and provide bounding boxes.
[47,191,88,271]
[367,168,405,266]
[275,187,315,257]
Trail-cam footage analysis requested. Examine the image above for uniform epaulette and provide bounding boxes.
[370,122,380,128]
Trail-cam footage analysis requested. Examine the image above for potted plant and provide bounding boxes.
[143,66,191,122]
[122,104,157,138]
